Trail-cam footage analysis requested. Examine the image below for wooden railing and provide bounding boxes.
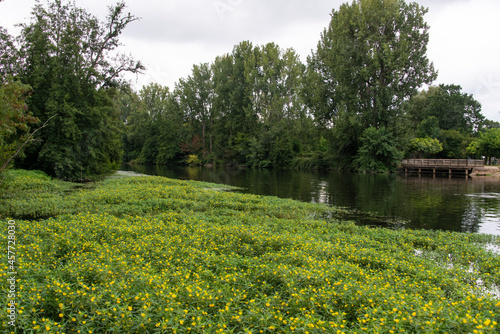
[401,159,484,168]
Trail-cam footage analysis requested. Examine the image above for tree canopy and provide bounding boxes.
[308,0,436,129]
[0,79,38,175]
[1,0,143,180]
[405,84,485,134]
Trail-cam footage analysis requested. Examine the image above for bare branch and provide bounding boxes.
[0,114,58,173]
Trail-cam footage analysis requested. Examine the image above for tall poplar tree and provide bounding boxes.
[176,63,214,157]
[306,0,437,170]
[310,0,436,129]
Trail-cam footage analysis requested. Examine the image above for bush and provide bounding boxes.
[186,154,201,166]
[408,137,443,158]
[355,127,403,173]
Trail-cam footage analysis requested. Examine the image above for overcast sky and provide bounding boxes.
[1,0,499,121]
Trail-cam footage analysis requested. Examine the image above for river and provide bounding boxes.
[121,164,500,236]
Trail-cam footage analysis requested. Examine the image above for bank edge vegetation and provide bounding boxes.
[1,0,500,182]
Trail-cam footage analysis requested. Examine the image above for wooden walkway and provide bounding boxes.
[400,159,485,178]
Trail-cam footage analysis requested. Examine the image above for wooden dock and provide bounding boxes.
[400,159,485,178]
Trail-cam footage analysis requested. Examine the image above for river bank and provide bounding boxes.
[1,169,499,333]
[471,166,500,177]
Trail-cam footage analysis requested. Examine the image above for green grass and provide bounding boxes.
[1,170,499,333]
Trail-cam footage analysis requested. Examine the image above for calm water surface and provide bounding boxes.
[121,164,500,235]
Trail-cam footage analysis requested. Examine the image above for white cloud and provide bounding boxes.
[425,0,500,121]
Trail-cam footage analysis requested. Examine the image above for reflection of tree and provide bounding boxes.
[323,174,485,233]
[461,204,482,233]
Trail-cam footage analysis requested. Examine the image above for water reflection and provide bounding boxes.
[121,164,500,235]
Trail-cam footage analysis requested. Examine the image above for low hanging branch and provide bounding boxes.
[0,114,58,175]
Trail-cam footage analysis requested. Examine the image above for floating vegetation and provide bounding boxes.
[1,170,499,333]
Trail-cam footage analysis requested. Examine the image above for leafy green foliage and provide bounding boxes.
[417,116,441,139]
[177,63,214,158]
[125,83,184,165]
[405,85,485,135]
[0,79,38,174]
[408,137,443,158]
[470,128,500,163]
[124,41,310,168]
[117,1,490,171]
[3,0,143,181]
[355,127,403,172]
[311,0,436,129]
[330,112,364,169]
[186,154,201,166]
[466,140,481,158]
[438,130,471,159]
[0,28,17,77]
[301,0,439,171]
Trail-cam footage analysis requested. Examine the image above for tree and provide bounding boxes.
[10,0,143,180]
[438,129,471,159]
[210,44,257,161]
[0,28,18,78]
[211,54,236,160]
[120,89,149,163]
[312,0,436,129]
[354,127,403,172]
[302,49,337,129]
[416,116,440,139]
[120,83,186,165]
[427,85,484,134]
[171,41,309,167]
[228,41,257,138]
[477,129,500,164]
[246,43,305,128]
[483,119,500,130]
[405,85,485,135]
[330,111,364,169]
[141,83,184,164]
[176,63,214,158]
[0,79,39,175]
[242,43,308,167]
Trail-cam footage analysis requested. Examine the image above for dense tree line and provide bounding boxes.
[2,0,499,181]
[123,42,316,168]
[122,0,498,172]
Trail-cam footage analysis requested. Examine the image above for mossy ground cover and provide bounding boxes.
[1,170,499,333]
